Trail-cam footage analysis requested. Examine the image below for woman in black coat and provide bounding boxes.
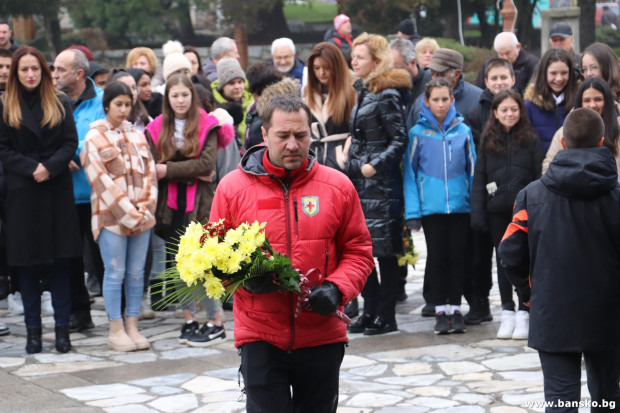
[345,33,411,336]
[471,89,544,340]
[0,46,81,354]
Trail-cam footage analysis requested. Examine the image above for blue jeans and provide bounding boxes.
[99,228,151,320]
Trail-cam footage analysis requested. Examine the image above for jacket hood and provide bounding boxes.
[542,147,618,198]
[419,102,459,132]
[357,68,412,94]
[479,88,494,104]
[89,118,134,133]
[323,28,348,42]
[239,144,317,176]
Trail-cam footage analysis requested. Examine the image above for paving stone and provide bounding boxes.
[147,394,199,412]
[453,393,495,405]
[377,373,445,386]
[111,352,158,363]
[490,407,529,413]
[481,353,541,371]
[466,380,541,394]
[129,373,196,387]
[15,361,123,377]
[159,347,220,360]
[87,393,155,407]
[392,362,433,376]
[409,396,459,408]
[346,392,404,408]
[370,344,491,363]
[348,363,388,377]
[181,375,239,394]
[453,372,494,381]
[432,406,486,413]
[150,386,184,395]
[341,354,376,369]
[105,404,158,413]
[406,385,451,397]
[61,383,145,401]
[439,361,488,375]
[0,357,25,368]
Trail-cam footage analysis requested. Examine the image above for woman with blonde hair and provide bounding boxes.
[0,46,81,353]
[346,33,411,335]
[303,42,356,172]
[126,47,163,87]
[415,38,439,68]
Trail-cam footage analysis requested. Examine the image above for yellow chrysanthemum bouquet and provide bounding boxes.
[152,218,301,307]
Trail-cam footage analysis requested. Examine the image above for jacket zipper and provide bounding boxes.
[293,197,299,236]
[324,250,329,277]
[281,175,296,352]
[507,134,512,201]
[442,133,450,213]
[420,176,425,202]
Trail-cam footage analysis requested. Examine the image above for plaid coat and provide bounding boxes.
[80,119,157,241]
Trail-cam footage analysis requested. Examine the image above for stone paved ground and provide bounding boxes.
[0,231,591,412]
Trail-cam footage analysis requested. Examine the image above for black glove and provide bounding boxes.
[470,212,488,232]
[243,274,279,294]
[407,218,422,231]
[307,281,342,316]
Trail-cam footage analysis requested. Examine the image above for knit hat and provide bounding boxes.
[334,14,350,31]
[217,57,246,87]
[397,19,416,36]
[163,52,191,80]
[429,48,464,72]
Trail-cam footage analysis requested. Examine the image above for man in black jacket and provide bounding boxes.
[475,32,538,95]
[499,108,620,410]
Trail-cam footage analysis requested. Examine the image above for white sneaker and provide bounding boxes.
[139,297,155,320]
[8,292,24,315]
[512,310,529,340]
[41,291,54,316]
[497,310,516,339]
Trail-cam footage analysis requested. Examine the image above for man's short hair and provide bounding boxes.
[0,20,11,29]
[494,32,519,51]
[262,94,311,131]
[210,37,235,60]
[485,57,514,77]
[271,38,296,55]
[66,48,89,75]
[390,38,416,65]
[563,108,605,148]
[0,49,12,59]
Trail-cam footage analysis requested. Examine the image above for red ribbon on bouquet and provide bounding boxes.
[296,268,351,325]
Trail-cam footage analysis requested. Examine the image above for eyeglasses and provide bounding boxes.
[581,65,599,74]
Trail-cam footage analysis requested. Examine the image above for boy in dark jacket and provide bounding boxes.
[499,108,620,410]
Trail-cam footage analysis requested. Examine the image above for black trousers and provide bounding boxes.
[70,203,103,315]
[19,258,72,329]
[422,213,469,306]
[240,341,345,413]
[462,226,494,305]
[539,349,620,412]
[360,255,399,322]
[488,211,528,311]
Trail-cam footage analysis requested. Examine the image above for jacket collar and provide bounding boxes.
[74,78,97,109]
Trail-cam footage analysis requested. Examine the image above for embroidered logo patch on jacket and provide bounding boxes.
[301,196,319,217]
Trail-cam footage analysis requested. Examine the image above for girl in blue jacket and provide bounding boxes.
[403,78,476,335]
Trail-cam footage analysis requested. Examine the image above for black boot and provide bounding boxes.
[464,296,493,325]
[55,326,71,353]
[26,328,42,354]
[69,311,95,332]
[347,313,374,333]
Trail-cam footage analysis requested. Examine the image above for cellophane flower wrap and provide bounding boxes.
[153,218,301,306]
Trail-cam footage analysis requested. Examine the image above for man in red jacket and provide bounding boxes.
[210,94,374,412]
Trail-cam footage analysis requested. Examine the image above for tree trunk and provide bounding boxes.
[252,0,291,42]
[579,0,595,50]
[177,0,196,43]
[234,26,249,70]
[514,0,539,50]
[472,1,494,48]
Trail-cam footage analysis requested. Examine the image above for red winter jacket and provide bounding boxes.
[210,145,374,351]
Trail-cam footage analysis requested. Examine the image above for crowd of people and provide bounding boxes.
[0,13,619,412]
